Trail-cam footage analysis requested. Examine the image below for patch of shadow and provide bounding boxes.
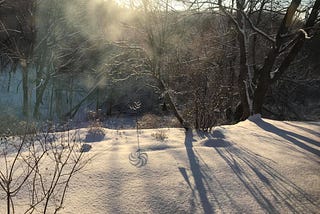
[203,139,232,148]
[251,167,270,185]
[211,129,225,139]
[197,128,225,139]
[214,145,318,213]
[184,130,214,213]
[250,118,320,157]
[178,167,194,191]
[80,143,92,152]
[85,129,105,142]
[283,122,320,137]
[144,144,173,151]
[308,121,320,126]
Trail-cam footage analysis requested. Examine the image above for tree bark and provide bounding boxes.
[21,59,29,117]
[253,49,277,113]
[236,0,250,120]
[33,79,49,118]
[158,78,188,129]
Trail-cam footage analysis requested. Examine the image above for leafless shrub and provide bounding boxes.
[85,127,105,143]
[85,110,105,142]
[0,114,38,136]
[0,122,87,213]
[151,130,168,142]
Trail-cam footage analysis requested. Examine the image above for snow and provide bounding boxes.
[1,116,319,213]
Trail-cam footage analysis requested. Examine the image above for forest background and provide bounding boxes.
[0,0,319,132]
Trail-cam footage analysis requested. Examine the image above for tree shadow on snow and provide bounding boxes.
[249,118,319,157]
[184,129,318,213]
[178,167,194,191]
[184,130,214,213]
[183,130,244,213]
[85,129,105,142]
[203,138,231,148]
[282,122,320,138]
[214,143,318,213]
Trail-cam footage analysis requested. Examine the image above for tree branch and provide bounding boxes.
[240,10,276,43]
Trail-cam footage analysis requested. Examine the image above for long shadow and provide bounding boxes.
[204,130,319,213]
[183,128,319,213]
[184,130,214,214]
[215,147,278,213]
[216,145,319,213]
[308,122,320,127]
[283,122,320,137]
[203,130,279,212]
[249,118,320,157]
[178,167,193,191]
[192,148,243,212]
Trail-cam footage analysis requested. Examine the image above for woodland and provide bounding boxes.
[0,0,319,131]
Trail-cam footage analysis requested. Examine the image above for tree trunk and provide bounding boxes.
[253,49,277,114]
[34,49,47,118]
[236,0,250,120]
[33,79,49,118]
[7,189,10,214]
[157,78,188,129]
[21,59,29,117]
[55,79,62,120]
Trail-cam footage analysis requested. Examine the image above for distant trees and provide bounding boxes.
[1,0,319,127]
[127,0,320,128]
[1,0,121,120]
[120,1,236,130]
[0,0,36,117]
[33,0,93,119]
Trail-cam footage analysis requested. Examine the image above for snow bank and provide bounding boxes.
[0,118,319,213]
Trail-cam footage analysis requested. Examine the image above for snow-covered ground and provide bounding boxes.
[1,115,319,213]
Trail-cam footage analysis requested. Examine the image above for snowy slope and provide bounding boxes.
[1,115,319,213]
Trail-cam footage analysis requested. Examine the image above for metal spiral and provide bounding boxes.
[129,149,148,167]
[128,101,148,167]
[129,101,141,111]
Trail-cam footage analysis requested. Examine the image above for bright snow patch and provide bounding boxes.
[1,117,319,213]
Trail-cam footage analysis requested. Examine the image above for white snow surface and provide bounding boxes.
[1,116,320,213]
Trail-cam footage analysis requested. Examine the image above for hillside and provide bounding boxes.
[0,115,319,213]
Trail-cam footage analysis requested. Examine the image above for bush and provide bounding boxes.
[151,129,168,142]
[85,110,105,142]
[0,114,38,135]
